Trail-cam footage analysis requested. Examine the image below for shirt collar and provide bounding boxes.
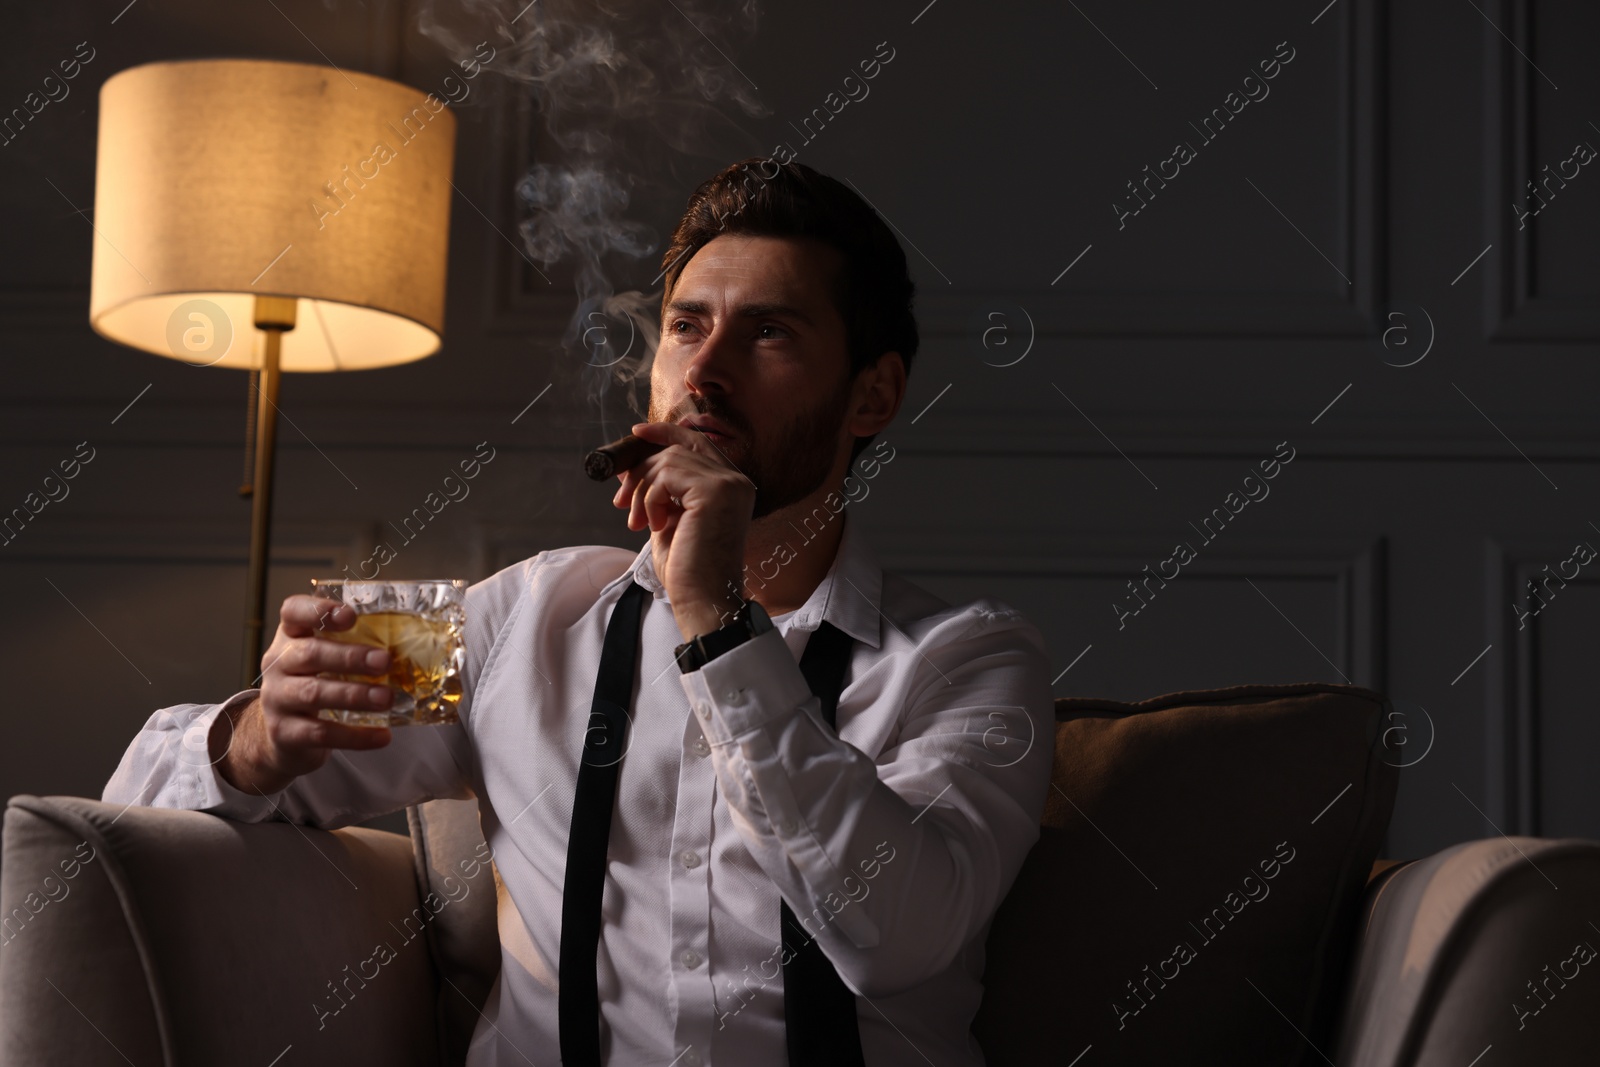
[621,508,883,650]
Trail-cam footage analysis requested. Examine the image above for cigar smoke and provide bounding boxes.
[415,0,767,423]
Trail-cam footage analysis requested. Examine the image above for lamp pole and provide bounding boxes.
[241,295,298,687]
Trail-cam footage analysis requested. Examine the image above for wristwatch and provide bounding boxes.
[674,598,773,673]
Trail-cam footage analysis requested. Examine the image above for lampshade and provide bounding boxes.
[89,58,456,371]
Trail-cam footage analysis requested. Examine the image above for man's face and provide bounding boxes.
[648,233,856,519]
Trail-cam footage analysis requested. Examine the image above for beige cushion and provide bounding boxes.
[406,797,501,1066]
[973,683,1398,1065]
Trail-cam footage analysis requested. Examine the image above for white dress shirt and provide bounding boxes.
[103,512,1053,1066]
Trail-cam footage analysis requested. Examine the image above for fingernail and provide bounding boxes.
[368,686,391,704]
[366,648,389,670]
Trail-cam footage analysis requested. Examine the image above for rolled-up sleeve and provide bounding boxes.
[679,603,1053,998]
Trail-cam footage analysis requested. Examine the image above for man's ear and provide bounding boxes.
[848,351,906,437]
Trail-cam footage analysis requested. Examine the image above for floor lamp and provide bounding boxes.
[86,58,457,686]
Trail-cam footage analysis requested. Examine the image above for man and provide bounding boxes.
[105,158,1053,1066]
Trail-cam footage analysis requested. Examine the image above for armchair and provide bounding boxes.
[4,682,1596,1065]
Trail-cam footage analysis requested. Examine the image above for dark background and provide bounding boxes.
[1,0,1596,864]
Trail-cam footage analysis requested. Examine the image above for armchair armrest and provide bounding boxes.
[1334,836,1600,1067]
[1,796,439,1067]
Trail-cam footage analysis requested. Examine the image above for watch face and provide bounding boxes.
[743,598,773,635]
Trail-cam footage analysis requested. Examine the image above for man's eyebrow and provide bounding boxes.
[664,299,814,325]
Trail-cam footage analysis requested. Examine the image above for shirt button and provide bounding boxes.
[692,735,710,757]
[681,949,702,969]
[775,818,796,835]
[681,1050,701,1067]
[723,689,739,702]
[680,850,701,869]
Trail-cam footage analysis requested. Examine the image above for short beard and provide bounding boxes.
[649,372,854,519]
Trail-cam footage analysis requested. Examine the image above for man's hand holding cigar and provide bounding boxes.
[609,421,756,642]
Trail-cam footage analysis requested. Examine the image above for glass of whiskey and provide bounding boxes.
[308,578,466,727]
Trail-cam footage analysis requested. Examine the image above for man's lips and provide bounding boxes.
[680,417,736,442]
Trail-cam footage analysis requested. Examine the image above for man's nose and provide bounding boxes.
[683,320,738,394]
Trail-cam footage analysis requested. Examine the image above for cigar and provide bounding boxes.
[584,433,665,480]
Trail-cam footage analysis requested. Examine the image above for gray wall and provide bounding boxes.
[2,0,1597,861]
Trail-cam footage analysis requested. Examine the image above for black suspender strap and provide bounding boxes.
[559,580,866,1066]
[559,580,649,1067]
[781,620,867,1067]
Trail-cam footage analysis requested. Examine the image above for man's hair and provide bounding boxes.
[660,157,918,464]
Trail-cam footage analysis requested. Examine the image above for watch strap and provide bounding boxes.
[674,599,766,671]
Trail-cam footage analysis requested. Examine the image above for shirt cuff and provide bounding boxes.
[679,626,814,745]
[196,689,287,820]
